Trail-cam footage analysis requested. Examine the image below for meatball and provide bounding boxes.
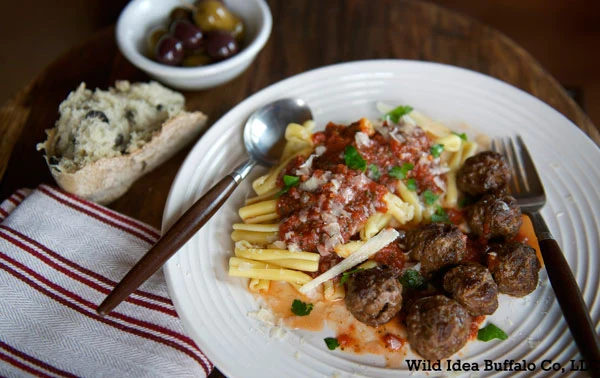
[344,266,403,327]
[468,193,522,240]
[406,295,471,360]
[405,223,467,277]
[443,263,499,316]
[457,151,511,197]
[487,242,541,297]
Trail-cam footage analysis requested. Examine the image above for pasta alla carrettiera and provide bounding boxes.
[227,105,541,363]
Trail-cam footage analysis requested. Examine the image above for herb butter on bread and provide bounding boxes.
[37,80,207,204]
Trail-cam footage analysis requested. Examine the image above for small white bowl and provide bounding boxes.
[116,0,272,90]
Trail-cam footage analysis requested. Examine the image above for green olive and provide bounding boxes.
[194,0,224,4]
[193,0,237,32]
[182,51,212,67]
[146,26,167,56]
[231,16,246,44]
[169,7,193,23]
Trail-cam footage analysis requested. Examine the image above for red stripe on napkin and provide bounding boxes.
[38,185,158,245]
[6,196,20,206]
[0,353,54,378]
[12,190,27,201]
[38,184,161,240]
[0,189,29,222]
[0,341,77,378]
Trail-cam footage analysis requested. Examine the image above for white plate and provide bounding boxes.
[162,60,600,377]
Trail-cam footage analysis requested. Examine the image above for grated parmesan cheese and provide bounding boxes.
[295,154,316,176]
[355,131,372,148]
[401,114,417,126]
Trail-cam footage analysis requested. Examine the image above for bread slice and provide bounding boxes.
[37,81,207,204]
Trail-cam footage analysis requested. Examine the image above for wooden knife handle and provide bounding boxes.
[97,174,238,316]
[533,213,600,374]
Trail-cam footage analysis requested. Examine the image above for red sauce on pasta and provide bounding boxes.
[278,165,388,254]
[373,242,406,271]
[276,118,446,255]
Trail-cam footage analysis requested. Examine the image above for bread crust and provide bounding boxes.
[41,111,207,204]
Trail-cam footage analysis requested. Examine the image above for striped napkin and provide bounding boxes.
[0,184,212,377]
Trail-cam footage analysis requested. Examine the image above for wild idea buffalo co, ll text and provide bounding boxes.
[405,359,594,373]
[405,359,535,372]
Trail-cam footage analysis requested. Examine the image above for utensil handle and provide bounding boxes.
[97,174,240,316]
[529,212,600,373]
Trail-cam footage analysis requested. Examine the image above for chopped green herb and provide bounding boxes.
[368,164,381,180]
[422,190,438,205]
[388,167,403,179]
[324,337,340,350]
[430,144,444,158]
[452,131,468,141]
[406,178,417,191]
[399,269,427,289]
[477,323,508,342]
[283,175,300,186]
[278,175,300,196]
[431,206,449,223]
[344,146,367,171]
[389,163,414,179]
[291,299,313,316]
[383,105,413,124]
[340,268,364,284]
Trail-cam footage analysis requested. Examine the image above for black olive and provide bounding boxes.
[114,134,125,148]
[205,30,239,60]
[155,36,184,65]
[85,110,109,123]
[125,109,136,125]
[156,104,164,111]
[170,20,204,50]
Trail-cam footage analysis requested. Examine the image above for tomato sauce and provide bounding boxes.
[315,253,343,276]
[469,315,486,340]
[463,214,541,266]
[276,118,446,254]
[373,242,406,271]
[259,281,409,368]
[277,165,388,254]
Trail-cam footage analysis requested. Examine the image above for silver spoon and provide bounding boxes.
[97,98,313,315]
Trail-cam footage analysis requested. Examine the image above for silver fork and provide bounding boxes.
[493,136,600,372]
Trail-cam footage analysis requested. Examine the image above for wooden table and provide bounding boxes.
[0,1,597,376]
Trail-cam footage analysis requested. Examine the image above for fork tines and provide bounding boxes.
[491,135,544,199]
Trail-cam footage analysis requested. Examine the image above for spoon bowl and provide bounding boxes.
[244,98,313,167]
[97,98,313,315]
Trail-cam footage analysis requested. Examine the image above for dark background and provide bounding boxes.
[1,0,599,126]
